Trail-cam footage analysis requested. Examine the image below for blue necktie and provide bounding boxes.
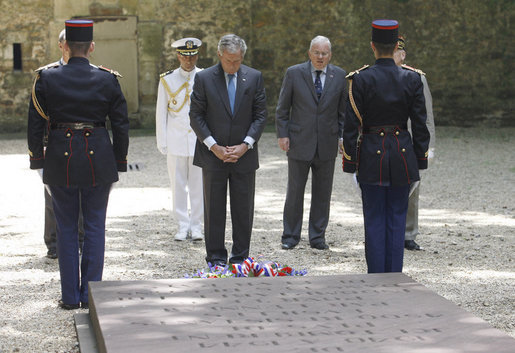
[228,74,236,113]
[315,70,322,100]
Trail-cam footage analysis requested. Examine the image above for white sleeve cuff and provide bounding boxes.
[243,136,255,148]
[203,136,217,150]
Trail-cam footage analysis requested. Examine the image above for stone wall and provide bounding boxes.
[0,0,513,132]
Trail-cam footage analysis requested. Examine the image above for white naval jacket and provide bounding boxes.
[156,66,202,156]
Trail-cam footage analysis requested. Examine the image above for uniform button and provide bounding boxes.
[85,132,90,137]
[64,152,69,156]
[66,133,71,138]
[380,132,384,136]
[89,150,94,155]
[395,131,400,135]
[376,150,381,155]
[402,148,406,152]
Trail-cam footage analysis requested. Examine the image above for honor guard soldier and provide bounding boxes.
[27,19,129,309]
[37,29,85,260]
[342,20,430,273]
[156,37,204,241]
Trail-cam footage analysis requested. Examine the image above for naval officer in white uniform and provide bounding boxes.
[156,37,204,241]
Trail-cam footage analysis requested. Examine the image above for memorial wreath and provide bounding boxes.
[185,256,308,278]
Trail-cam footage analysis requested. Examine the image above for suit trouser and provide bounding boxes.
[360,184,409,273]
[50,183,111,305]
[166,154,203,233]
[44,186,85,251]
[282,156,335,246]
[405,182,420,241]
[44,187,57,250]
[202,168,255,264]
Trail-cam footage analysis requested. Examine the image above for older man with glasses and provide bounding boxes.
[275,35,347,251]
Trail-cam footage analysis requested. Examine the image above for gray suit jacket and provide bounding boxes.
[408,75,435,151]
[190,63,267,172]
[275,61,347,161]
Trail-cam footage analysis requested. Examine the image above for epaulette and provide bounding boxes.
[34,61,60,73]
[98,65,123,78]
[160,69,174,78]
[401,64,425,76]
[345,65,369,79]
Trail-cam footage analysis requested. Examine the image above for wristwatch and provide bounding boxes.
[244,141,253,150]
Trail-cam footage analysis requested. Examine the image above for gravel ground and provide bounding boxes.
[0,127,514,352]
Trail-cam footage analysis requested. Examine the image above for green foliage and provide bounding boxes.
[3,0,513,133]
[248,0,514,127]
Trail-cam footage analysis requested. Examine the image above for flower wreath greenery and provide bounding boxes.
[185,256,307,278]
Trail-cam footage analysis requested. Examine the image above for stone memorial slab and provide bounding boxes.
[83,273,514,353]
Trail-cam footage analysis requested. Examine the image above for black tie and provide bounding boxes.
[315,70,322,100]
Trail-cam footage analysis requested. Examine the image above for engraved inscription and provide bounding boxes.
[88,274,515,353]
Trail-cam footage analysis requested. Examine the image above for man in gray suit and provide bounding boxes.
[190,34,267,266]
[394,36,436,250]
[276,35,347,250]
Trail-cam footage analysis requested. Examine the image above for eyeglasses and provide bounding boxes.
[311,50,330,57]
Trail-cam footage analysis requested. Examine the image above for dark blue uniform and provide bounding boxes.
[342,58,430,273]
[28,56,129,306]
[37,59,85,259]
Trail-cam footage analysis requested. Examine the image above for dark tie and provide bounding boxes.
[315,70,323,100]
[228,74,236,113]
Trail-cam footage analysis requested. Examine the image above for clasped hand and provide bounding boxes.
[278,137,289,152]
[212,143,247,163]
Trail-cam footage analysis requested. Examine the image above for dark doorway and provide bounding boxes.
[13,43,22,71]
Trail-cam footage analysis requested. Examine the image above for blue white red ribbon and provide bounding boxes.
[185,256,308,278]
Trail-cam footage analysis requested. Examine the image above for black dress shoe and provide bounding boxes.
[81,302,89,309]
[58,300,80,310]
[46,248,57,259]
[281,243,296,250]
[405,240,421,250]
[210,261,227,268]
[311,242,329,250]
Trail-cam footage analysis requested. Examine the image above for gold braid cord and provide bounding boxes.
[343,79,364,161]
[342,147,352,161]
[31,74,49,120]
[348,80,362,126]
[160,77,190,113]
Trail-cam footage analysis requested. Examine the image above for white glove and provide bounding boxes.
[409,181,420,197]
[158,146,167,155]
[350,172,360,196]
[37,169,52,194]
[428,148,435,159]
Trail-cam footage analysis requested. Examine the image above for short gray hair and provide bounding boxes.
[218,34,247,56]
[309,35,331,51]
[58,29,66,43]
